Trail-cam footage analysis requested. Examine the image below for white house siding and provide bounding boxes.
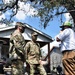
[0,29,14,38]
[41,45,48,57]
[0,26,52,42]
[41,45,64,72]
[50,48,63,71]
[23,27,52,42]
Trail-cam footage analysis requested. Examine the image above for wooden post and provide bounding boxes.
[0,41,3,60]
[48,42,50,72]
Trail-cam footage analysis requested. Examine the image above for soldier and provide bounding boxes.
[9,22,26,75]
[25,32,47,75]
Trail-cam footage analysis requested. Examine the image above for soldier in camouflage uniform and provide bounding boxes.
[25,32,47,75]
[9,22,26,75]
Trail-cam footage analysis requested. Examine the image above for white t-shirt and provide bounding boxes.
[57,28,75,52]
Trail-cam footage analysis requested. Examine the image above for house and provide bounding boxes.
[50,47,64,74]
[0,23,53,74]
[40,42,64,74]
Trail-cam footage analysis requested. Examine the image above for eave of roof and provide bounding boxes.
[0,23,53,41]
[25,23,52,41]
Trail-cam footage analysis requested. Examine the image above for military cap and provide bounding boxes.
[16,22,25,28]
[31,32,38,36]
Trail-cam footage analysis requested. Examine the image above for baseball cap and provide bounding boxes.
[60,22,72,28]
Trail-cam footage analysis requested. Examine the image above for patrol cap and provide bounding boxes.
[60,22,72,28]
[31,32,38,36]
[16,22,26,28]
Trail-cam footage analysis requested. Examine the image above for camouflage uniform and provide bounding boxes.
[25,36,47,75]
[9,22,26,75]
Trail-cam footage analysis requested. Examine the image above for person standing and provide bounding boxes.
[25,32,47,75]
[9,22,26,75]
[56,21,75,75]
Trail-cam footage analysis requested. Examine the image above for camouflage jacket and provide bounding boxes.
[25,41,41,64]
[9,30,26,61]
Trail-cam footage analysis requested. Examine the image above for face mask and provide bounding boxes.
[21,27,25,33]
[19,26,25,33]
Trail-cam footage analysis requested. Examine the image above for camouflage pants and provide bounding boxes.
[29,64,47,75]
[11,60,24,75]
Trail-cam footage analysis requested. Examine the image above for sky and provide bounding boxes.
[22,10,73,39]
[25,16,65,38]
[13,12,73,39]
[0,1,73,39]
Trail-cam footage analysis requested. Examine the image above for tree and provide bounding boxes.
[0,0,75,28]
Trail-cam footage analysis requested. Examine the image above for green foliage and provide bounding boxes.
[34,0,75,28]
[36,0,63,28]
[0,0,75,28]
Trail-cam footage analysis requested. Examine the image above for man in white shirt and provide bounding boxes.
[56,21,75,75]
